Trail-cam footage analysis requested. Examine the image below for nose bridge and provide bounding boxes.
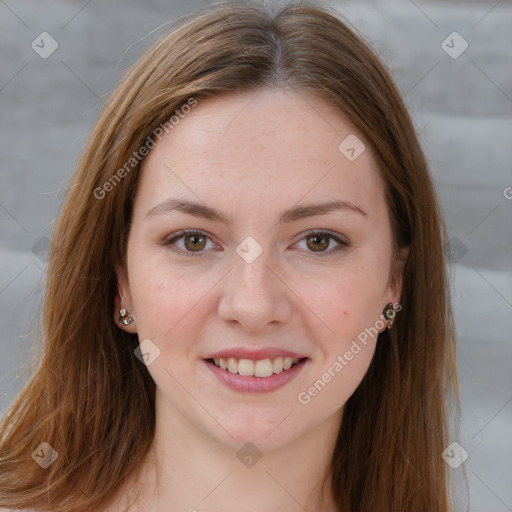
[218,236,292,330]
[251,258,277,287]
[232,237,279,299]
[236,233,270,270]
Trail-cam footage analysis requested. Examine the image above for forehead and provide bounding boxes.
[134,88,385,220]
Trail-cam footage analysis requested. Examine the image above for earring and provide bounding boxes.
[382,303,396,330]
[119,308,133,326]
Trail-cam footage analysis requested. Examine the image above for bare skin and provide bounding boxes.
[106,88,408,512]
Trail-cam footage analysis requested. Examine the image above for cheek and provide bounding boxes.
[129,249,199,339]
[301,343,375,415]
[128,252,225,360]
[301,260,387,342]
[131,265,199,337]
[297,273,382,411]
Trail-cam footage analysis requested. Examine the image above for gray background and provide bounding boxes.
[1,0,511,510]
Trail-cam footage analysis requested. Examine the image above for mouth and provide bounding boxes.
[204,356,309,378]
[203,356,310,393]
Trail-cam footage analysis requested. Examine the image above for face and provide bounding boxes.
[115,88,408,451]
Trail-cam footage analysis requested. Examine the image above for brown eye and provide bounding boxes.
[296,230,348,256]
[183,233,207,251]
[306,234,330,252]
[165,230,215,258]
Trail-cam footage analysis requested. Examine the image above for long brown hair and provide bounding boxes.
[0,1,462,510]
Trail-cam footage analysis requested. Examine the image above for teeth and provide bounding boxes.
[212,356,301,377]
[273,357,283,373]
[238,359,254,376]
[227,357,238,374]
[254,359,273,377]
[283,357,293,370]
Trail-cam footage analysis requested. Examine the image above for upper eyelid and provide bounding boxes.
[164,229,218,245]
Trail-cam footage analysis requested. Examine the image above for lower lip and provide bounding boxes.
[203,358,309,393]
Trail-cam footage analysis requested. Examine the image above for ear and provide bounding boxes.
[379,245,410,332]
[388,245,410,303]
[113,264,138,333]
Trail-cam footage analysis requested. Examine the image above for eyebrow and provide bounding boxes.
[145,197,367,224]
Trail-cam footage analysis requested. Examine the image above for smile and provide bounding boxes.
[203,357,309,393]
[208,356,304,377]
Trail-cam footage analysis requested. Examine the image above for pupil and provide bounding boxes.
[187,235,205,251]
[310,235,327,251]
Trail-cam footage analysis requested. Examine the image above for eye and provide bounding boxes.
[294,230,349,256]
[164,230,218,258]
[163,229,349,258]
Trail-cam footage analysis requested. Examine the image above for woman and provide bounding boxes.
[0,1,462,510]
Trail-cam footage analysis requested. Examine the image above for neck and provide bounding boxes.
[107,392,343,512]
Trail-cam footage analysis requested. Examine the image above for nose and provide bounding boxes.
[217,248,293,333]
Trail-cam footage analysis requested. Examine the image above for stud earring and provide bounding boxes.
[119,308,133,326]
[382,303,397,330]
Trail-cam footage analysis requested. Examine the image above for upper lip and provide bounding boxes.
[204,347,308,361]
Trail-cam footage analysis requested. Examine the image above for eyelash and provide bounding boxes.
[163,229,349,258]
